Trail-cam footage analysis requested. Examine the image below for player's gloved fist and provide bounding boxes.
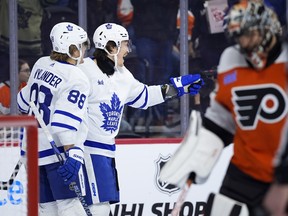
[57,147,84,185]
[170,74,204,96]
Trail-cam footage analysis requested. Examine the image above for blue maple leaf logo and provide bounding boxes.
[66,24,73,31]
[105,23,112,29]
[100,93,123,133]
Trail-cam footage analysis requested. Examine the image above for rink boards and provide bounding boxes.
[0,138,233,216]
[112,138,233,216]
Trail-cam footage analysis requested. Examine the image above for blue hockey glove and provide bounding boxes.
[57,147,84,185]
[170,74,204,97]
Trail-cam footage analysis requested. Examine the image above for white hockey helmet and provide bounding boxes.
[93,23,129,50]
[50,22,88,55]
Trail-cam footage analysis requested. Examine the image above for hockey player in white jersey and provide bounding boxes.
[17,22,90,216]
[77,23,204,215]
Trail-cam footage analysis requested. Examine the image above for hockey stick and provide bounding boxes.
[0,159,23,190]
[171,179,193,216]
[29,101,92,216]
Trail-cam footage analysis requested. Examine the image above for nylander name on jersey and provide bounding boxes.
[34,68,63,88]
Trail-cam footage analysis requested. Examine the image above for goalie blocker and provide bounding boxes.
[159,110,224,187]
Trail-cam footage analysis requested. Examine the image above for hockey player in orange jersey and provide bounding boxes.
[160,1,288,215]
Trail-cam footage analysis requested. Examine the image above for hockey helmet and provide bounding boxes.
[50,22,88,55]
[224,0,282,42]
[93,23,129,50]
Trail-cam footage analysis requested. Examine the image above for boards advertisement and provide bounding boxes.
[0,138,233,216]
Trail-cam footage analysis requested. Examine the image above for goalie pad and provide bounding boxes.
[159,110,224,187]
[206,193,249,216]
[57,198,87,216]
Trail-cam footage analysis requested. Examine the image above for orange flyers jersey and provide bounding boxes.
[0,82,26,115]
[210,44,288,183]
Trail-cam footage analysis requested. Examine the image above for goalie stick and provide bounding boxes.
[171,179,192,216]
[161,110,200,215]
[0,159,23,190]
[29,101,92,216]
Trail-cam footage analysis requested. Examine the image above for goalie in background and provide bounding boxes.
[160,1,287,216]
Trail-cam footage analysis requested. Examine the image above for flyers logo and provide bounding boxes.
[232,84,287,130]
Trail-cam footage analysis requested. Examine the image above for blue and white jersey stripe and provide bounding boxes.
[52,109,83,131]
[78,57,164,157]
[17,91,30,114]
[17,56,90,165]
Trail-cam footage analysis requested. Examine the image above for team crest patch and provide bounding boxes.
[232,84,288,130]
[100,93,123,133]
[98,80,104,85]
[155,154,180,195]
[105,23,112,29]
[66,24,73,31]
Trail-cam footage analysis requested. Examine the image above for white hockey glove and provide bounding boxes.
[159,110,224,187]
[57,147,84,185]
[170,74,204,97]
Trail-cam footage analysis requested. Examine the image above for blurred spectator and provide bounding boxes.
[86,0,118,41]
[131,0,179,85]
[0,59,30,115]
[176,9,195,51]
[40,3,78,55]
[130,0,179,125]
[189,0,230,114]
[69,0,119,57]
[41,1,109,56]
[117,0,135,42]
[40,0,70,7]
[0,0,43,81]
[177,10,195,37]
[117,0,133,28]
[175,9,195,74]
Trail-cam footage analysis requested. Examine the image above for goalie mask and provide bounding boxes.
[50,22,89,62]
[224,0,282,70]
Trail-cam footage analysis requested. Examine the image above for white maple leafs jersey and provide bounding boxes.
[78,57,164,157]
[17,56,90,165]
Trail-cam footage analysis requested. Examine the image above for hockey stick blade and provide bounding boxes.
[171,179,193,216]
[29,101,92,216]
[0,160,23,190]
